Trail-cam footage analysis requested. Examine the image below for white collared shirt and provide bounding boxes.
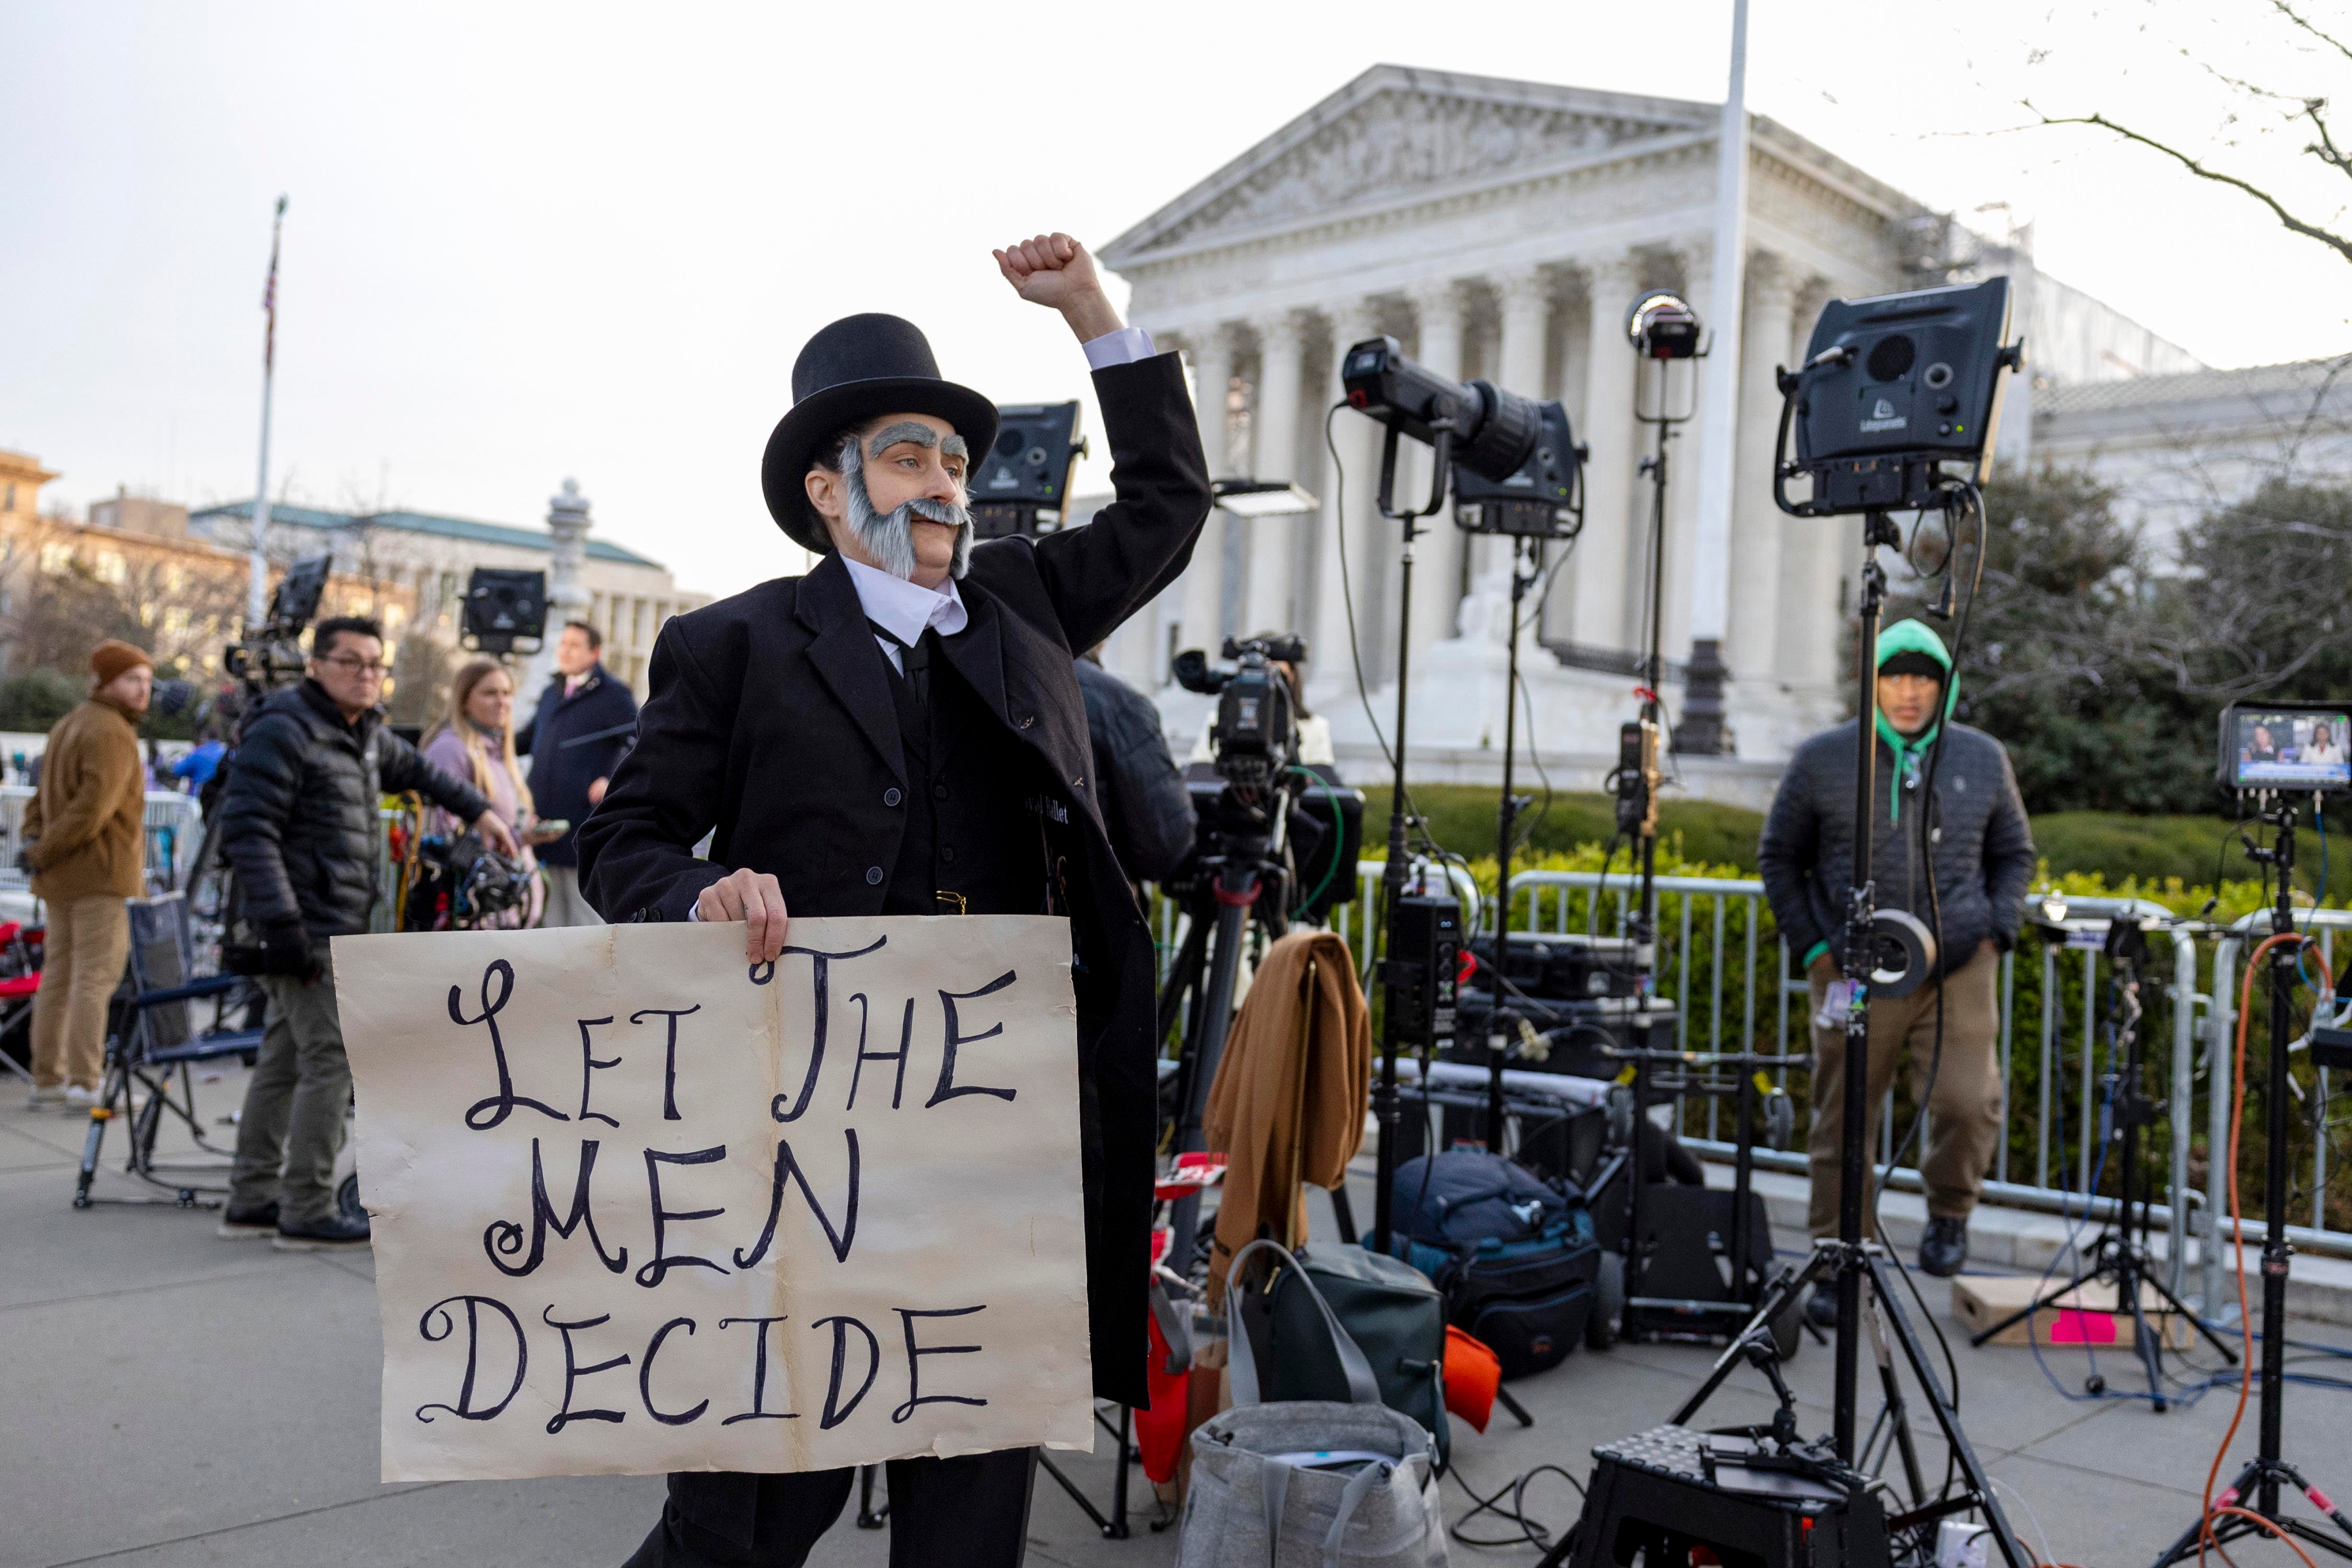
[842,557,969,675]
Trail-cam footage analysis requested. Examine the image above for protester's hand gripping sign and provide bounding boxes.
[335,916,1093,1482]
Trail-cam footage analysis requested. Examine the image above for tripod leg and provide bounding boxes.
[2119,1259,2170,1413]
[2152,1460,2264,1568]
[2146,1268,2241,1365]
[1865,1288,1929,1506]
[1861,1253,2030,1568]
[1670,1244,1831,1427]
[2267,1467,2352,1551]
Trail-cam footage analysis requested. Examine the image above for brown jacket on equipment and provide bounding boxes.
[1203,930,1371,1305]
[25,697,147,904]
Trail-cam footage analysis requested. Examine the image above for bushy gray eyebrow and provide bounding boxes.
[868,421,944,457]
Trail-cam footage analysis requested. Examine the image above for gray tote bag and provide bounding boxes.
[1176,1241,1447,1568]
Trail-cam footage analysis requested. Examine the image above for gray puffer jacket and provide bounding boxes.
[1757,719,2035,979]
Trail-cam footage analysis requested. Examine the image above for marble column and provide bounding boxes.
[1727,253,1800,684]
[1178,326,1233,660]
[1569,253,1641,652]
[1242,311,1306,636]
[1404,281,1467,654]
[1309,300,1385,699]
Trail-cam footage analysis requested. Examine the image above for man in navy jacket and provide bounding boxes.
[518,619,637,926]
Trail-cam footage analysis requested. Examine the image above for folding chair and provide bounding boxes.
[73,893,267,1209]
[0,920,45,1087]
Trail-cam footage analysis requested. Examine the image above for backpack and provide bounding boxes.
[1389,1151,1600,1379]
[1179,1239,1448,1568]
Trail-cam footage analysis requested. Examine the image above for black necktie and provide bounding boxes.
[869,620,932,710]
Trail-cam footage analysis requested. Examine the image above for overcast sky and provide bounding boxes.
[5,1,2347,601]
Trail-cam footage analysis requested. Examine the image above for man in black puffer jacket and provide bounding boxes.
[218,616,518,1250]
[1758,618,2033,1308]
[1075,650,1194,890]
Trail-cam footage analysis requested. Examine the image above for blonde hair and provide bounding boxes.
[423,658,534,815]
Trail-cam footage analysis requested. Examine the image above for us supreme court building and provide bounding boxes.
[1092,65,2198,801]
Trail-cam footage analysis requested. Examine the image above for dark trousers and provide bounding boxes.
[624,1449,1037,1568]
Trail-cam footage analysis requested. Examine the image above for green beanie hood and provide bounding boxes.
[1873,618,1959,821]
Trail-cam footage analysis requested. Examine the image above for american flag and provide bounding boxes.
[262,195,286,373]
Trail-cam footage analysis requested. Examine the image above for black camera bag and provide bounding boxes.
[1389,1150,1600,1379]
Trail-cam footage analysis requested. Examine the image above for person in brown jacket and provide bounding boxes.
[22,639,151,1109]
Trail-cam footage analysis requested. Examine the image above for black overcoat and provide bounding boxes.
[519,662,639,867]
[577,350,1208,1408]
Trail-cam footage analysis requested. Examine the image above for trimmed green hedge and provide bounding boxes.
[1359,784,2277,894]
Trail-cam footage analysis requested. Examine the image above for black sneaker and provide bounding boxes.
[1805,1282,1839,1330]
[273,1210,372,1251]
[1918,1216,1968,1277]
[217,1202,280,1240]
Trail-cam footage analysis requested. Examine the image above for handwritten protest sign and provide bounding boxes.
[334,916,1093,1482]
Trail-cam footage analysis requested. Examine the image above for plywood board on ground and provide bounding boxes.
[1953,1272,2192,1350]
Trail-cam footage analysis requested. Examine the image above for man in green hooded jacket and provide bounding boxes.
[1758,619,2034,1319]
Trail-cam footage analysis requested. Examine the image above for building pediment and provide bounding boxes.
[1103,65,1713,264]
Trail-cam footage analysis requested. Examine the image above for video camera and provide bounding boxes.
[1172,634,1305,787]
[222,552,333,699]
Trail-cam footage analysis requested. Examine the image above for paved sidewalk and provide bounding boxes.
[7,1066,2352,1568]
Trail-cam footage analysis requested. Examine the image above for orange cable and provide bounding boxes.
[2200,931,2304,1567]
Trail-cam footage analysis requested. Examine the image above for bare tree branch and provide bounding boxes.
[2030,101,2352,262]
[2273,0,2352,71]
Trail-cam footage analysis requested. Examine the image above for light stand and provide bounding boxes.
[1968,919,2237,1406]
[1367,417,1457,1257]
[1609,340,1692,1337]
[1484,533,1544,1147]
[1549,506,2027,1568]
[2152,799,2352,1565]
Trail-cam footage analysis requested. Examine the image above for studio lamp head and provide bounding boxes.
[1627,291,1703,360]
[1341,335,1541,485]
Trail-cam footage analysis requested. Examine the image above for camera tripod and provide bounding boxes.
[1968,920,2235,1409]
[1567,506,2026,1568]
[1157,781,1300,1275]
[2151,801,2352,1565]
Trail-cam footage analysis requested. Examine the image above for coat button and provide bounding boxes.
[883,787,902,807]
[941,846,956,864]
[865,866,883,885]
[933,782,949,800]
[1018,714,1035,729]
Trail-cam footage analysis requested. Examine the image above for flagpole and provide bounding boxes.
[248,195,287,631]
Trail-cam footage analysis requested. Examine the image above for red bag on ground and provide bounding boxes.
[1443,1324,1502,1434]
[1132,1229,1191,1484]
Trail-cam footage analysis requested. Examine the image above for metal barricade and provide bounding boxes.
[0,785,206,896]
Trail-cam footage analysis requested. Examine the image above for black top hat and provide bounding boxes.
[760,314,998,555]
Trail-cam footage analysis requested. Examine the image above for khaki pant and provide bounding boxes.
[229,947,349,1226]
[539,864,604,928]
[1806,941,2004,1239]
[30,895,129,1091]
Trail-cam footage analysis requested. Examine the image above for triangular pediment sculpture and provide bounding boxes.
[1104,65,1711,262]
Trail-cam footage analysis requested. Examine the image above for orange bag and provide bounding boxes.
[1443,1324,1502,1434]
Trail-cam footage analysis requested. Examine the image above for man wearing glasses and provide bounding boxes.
[217,615,519,1249]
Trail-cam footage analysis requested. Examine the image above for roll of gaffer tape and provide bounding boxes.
[1868,909,1939,999]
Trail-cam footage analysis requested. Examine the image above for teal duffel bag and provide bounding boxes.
[1230,1239,1451,1467]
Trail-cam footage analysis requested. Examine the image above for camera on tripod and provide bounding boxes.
[222,552,333,698]
[1172,634,1305,786]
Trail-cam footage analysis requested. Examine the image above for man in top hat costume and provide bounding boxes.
[582,234,1209,1567]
